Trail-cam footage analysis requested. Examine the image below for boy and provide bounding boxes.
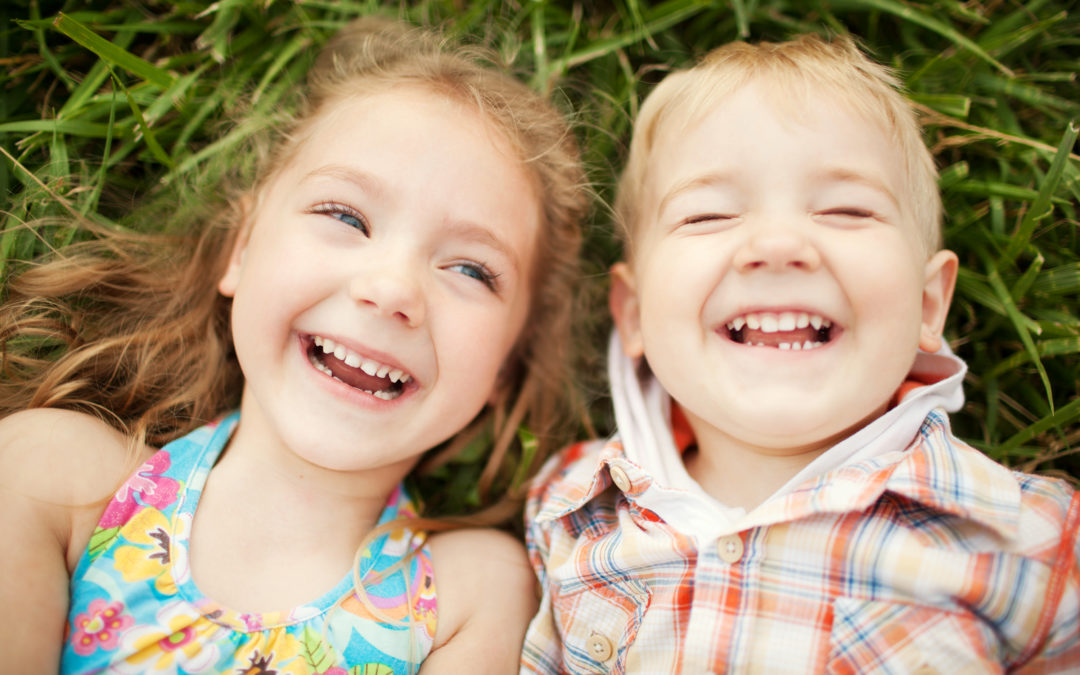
[522,36,1079,673]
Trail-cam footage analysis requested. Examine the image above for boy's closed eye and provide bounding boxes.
[812,206,894,229]
[681,212,738,226]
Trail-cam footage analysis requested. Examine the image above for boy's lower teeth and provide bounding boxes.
[728,326,830,349]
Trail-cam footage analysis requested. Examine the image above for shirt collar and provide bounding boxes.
[535,410,1021,542]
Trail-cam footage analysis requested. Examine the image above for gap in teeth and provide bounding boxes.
[726,311,833,347]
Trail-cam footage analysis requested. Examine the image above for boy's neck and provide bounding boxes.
[677,406,845,511]
[683,438,823,511]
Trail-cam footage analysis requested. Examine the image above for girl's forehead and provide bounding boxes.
[270,86,526,184]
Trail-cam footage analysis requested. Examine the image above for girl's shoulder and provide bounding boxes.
[0,408,152,566]
[421,528,537,672]
[0,409,153,671]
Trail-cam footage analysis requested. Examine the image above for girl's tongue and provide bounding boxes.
[322,356,396,392]
[308,338,409,399]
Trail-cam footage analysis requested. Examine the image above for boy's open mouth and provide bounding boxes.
[306,335,413,400]
[724,311,835,350]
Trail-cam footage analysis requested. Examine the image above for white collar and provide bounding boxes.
[607,332,968,538]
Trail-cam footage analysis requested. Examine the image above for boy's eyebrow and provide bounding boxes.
[655,171,738,217]
[656,167,903,215]
[816,167,901,208]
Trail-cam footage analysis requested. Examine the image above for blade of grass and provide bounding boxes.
[988,337,1080,377]
[999,396,1080,458]
[832,0,1013,76]
[50,12,176,89]
[1000,120,1079,267]
[983,254,1053,411]
[111,70,173,169]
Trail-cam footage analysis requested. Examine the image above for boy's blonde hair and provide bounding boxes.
[614,35,942,257]
[0,17,586,516]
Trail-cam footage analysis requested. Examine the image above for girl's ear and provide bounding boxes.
[610,262,645,358]
[918,249,959,352]
[217,194,256,298]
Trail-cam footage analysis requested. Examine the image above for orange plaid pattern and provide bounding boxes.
[522,410,1080,674]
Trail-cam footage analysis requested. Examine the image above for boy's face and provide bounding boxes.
[611,80,957,459]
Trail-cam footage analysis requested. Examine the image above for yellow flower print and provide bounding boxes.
[117,600,224,674]
[113,507,184,597]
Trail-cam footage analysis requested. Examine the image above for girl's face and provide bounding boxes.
[218,88,540,478]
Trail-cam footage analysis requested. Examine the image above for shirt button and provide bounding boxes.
[717,534,743,563]
[609,465,632,492]
[586,633,615,662]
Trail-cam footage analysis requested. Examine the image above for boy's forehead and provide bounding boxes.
[637,80,914,231]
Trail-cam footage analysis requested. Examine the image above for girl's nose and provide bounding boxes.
[348,260,426,328]
[732,218,821,273]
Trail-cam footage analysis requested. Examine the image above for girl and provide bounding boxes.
[0,16,585,674]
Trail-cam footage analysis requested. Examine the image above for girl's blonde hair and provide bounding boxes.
[615,35,942,257]
[0,16,586,518]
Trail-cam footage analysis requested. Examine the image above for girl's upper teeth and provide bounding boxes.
[727,311,831,334]
[312,335,412,384]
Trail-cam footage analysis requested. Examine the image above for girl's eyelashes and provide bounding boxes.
[310,201,369,235]
[447,261,500,292]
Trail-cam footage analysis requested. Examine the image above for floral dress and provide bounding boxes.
[61,413,437,675]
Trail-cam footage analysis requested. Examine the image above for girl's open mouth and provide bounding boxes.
[306,335,413,400]
[724,311,836,351]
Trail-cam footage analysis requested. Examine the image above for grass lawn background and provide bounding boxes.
[2,0,1077,510]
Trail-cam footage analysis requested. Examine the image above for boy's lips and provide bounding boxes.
[720,309,841,350]
[302,333,417,400]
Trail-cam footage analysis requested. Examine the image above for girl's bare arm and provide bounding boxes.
[421,528,539,673]
[0,409,140,671]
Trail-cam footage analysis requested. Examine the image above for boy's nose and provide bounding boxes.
[347,259,426,327]
[733,221,821,273]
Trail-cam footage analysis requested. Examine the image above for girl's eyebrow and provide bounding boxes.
[440,220,522,272]
[300,164,386,198]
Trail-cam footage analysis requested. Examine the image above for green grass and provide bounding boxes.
[2,0,1078,484]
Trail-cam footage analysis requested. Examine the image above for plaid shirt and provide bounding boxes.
[522,410,1080,674]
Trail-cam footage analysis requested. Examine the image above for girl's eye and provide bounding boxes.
[311,202,369,235]
[448,262,499,291]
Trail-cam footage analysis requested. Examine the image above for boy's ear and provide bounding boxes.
[609,262,645,358]
[217,194,256,298]
[919,249,959,352]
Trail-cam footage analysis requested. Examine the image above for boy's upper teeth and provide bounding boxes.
[727,311,831,334]
[312,335,412,384]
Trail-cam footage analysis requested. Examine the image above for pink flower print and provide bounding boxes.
[70,599,134,656]
[100,452,181,528]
